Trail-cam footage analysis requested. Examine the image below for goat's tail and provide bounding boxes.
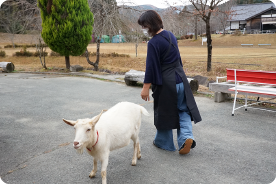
[140,106,150,116]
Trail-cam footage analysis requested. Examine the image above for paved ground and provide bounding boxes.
[1,72,276,184]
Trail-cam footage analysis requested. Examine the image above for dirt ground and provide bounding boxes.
[1,32,276,81]
[1,32,276,103]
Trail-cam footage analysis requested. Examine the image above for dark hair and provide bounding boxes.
[138,10,163,37]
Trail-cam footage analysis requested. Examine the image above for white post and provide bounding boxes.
[232,69,238,116]
[202,37,207,46]
[119,30,122,43]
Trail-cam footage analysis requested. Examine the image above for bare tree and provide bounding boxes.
[84,0,123,71]
[0,0,40,47]
[85,0,146,70]
[215,0,237,35]
[188,0,224,72]
[163,7,182,36]
[167,0,234,72]
[36,37,47,69]
[166,3,200,39]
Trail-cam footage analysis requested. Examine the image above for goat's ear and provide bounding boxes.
[63,119,77,126]
[90,110,105,126]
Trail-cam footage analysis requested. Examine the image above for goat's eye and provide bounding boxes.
[87,129,91,132]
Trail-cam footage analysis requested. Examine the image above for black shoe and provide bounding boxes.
[191,140,196,149]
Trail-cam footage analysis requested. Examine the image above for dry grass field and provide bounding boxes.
[1,32,276,106]
[0,32,276,82]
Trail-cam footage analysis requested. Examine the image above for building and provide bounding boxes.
[228,3,276,33]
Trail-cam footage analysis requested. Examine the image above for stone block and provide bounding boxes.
[193,75,209,86]
[124,70,145,86]
[70,65,83,72]
[190,79,199,93]
[214,92,231,103]
[0,62,15,73]
[124,70,199,92]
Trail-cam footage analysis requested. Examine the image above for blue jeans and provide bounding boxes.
[154,83,194,151]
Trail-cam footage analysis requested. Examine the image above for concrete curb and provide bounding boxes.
[17,71,126,83]
[15,71,214,96]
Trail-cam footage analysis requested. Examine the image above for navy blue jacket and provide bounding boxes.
[144,30,182,85]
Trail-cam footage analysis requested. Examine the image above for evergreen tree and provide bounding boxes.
[38,0,94,69]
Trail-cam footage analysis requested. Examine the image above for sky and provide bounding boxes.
[117,0,181,8]
[0,0,276,9]
[117,0,276,8]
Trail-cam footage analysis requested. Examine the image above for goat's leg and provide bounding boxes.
[89,158,98,178]
[131,136,139,166]
[101,156,109,184]
[137,141,141,160]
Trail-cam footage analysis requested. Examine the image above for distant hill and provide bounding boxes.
[137,4,162,10]
[128,4,164,12]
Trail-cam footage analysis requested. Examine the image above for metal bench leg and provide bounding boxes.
[245,94,248,111]
[232,91,238,116]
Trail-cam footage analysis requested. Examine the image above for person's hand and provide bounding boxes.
[141,83,151,101]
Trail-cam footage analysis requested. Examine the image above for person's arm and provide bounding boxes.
[141,83,151,101]
[141,42,160,101]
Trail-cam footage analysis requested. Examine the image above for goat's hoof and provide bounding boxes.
[131,160,137,166]
[137,155,141,160]
[89,173,96,178]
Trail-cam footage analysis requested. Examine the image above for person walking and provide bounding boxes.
[138,10,202,154]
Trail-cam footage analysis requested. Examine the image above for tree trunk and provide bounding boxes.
[47,0,53,14]
[65,56,70,69]
[206,19,212,72]
[95,38,100,71]
[37,38,47,69]
[85,38,100,71]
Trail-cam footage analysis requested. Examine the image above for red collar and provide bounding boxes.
[87,131,99,152]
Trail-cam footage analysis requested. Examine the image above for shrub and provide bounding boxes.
[50,51,61,56]
[4,43,48,48]
[33,51,48,57]
[180,35,186,40]
[0,50,6,57]
[79,51,94,57]
[189,34,193,39]
[5,44,18,48]
[184,35,190,39]
[110,52,130,58]
[232,29,242,36]
[13,46,33,57]
[14,50,33,57]
[80,51,130,58]
[175,36,181,40]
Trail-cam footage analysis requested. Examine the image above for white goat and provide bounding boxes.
[63,102,149,184]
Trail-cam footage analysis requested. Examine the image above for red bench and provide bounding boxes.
[226,69,276,116]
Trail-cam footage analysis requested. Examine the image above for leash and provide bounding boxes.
[139,100,153,107]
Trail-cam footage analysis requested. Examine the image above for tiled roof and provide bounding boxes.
[229,3,275,21]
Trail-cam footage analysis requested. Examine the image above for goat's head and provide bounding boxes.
[63,110,105,154]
